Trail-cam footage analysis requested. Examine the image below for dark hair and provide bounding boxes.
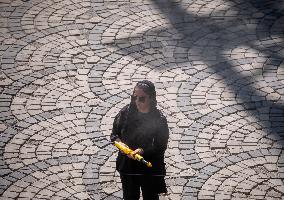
[121,80,159,133]
[129,80,158,112]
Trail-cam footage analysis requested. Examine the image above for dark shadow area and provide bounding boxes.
[105,0,284,149]
[102,5,284,195]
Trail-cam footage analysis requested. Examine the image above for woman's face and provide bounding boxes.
[133,86,151,113]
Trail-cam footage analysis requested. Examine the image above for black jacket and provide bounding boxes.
[110,105,169,192]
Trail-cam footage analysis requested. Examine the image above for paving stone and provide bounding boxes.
[1,0,284,199]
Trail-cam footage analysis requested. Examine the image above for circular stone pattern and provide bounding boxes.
[1,0,283,199]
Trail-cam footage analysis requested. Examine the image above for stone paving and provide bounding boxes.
[1,0,284,199]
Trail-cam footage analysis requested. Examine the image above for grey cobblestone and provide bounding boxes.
[0,0,284,199]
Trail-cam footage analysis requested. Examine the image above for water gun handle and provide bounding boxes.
[114,141,152,168]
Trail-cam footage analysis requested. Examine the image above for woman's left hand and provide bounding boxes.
[128,148,143,159]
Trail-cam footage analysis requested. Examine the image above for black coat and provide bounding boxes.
[110,105,169,193]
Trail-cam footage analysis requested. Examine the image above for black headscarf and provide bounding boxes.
[129,80,157,112]
[118,80,159,136]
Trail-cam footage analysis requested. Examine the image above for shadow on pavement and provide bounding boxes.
[106,0,284,149]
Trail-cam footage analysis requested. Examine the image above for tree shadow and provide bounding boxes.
[96,0,284,198]
[104,0,284,147]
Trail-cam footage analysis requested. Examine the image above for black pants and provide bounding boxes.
[120,175,159,200]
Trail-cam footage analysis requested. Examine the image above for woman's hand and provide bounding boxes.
[115,139,144,160]
[128,148,144,160]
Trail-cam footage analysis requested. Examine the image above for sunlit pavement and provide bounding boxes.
[1,0,284,199]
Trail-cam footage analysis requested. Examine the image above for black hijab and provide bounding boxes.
[129,80,157,112]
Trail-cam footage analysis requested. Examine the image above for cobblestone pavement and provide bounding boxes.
[1,0,284,199]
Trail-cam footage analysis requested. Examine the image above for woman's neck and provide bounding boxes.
[138,108,150,113]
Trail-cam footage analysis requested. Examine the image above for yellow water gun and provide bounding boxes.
[114,141,152,168]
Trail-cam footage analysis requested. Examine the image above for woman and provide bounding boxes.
[111,80,169,200]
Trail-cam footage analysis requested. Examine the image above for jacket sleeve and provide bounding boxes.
[110,105,128,142]
[155,115,169,154]
[143,114,169,157]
